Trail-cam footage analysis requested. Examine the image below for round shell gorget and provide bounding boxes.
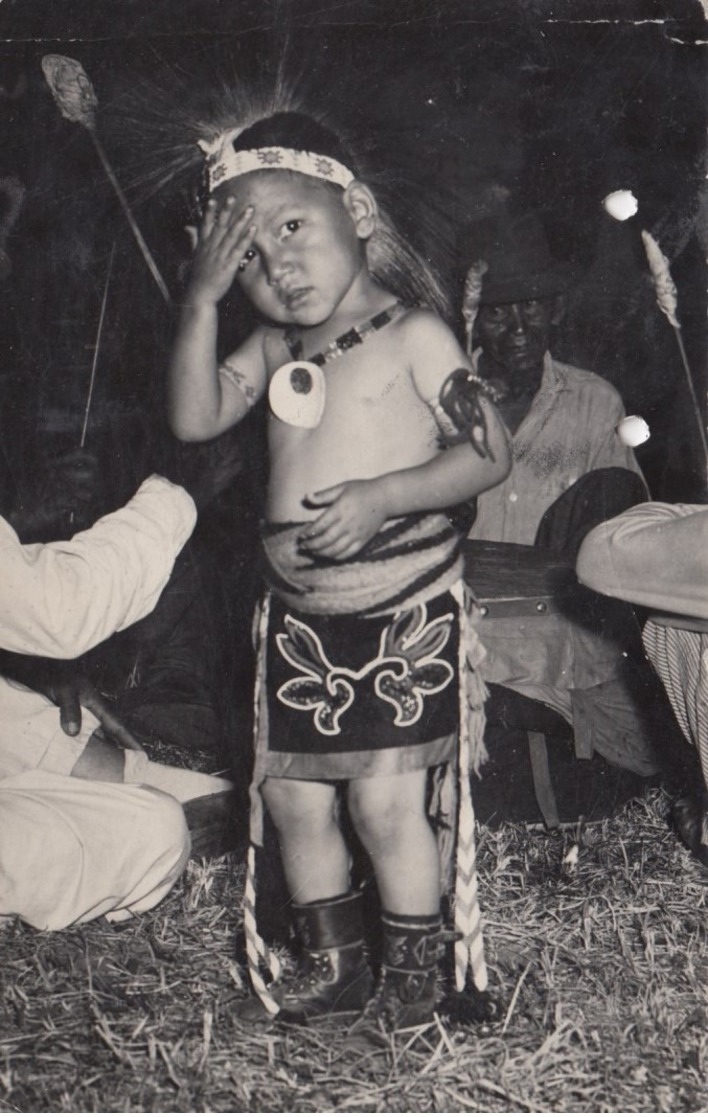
[268,360,326,428]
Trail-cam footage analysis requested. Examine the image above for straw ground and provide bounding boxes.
[1,787,706,1113]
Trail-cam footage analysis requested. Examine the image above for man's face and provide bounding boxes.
[477,297,558,383]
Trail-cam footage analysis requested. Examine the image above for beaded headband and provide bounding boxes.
[198,128,356,194]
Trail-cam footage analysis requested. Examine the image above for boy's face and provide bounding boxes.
[217,171,368,327]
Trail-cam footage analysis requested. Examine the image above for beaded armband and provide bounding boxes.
[218,359,258,408]
[432,367,503,460]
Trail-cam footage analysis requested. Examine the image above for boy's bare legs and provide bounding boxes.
[239,775,372,1022]
[246,769,441,1026]
[345,768,442,1044]
[347,769,440,912]
[262,777,351,902]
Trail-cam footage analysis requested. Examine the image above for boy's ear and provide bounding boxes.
[343,181,377,239]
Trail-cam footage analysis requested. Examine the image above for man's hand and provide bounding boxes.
[298,478,389,560]
[51,675,145,753]
[0,654,144,752]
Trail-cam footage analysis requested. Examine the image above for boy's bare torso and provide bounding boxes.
[263,309,440,524]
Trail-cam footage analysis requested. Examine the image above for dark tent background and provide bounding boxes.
[0,0,705,508]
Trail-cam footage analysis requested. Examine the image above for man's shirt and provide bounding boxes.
[467,353,643,716]
[0,476,196,778]
[469,353,642,546]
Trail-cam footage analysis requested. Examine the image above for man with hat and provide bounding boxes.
[467,212,645,544]
[462,212,670,796]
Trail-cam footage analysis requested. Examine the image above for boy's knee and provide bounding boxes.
[262,778,295,826]
[348,788,398,845]
[262,778,335,834]
[349,777,430,848]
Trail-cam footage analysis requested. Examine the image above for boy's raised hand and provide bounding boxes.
[298,479,389,560]
[186,198,256,305]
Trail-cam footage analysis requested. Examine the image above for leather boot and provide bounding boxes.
[235,892,373,1024]
[345,911,441,1050]
[672,793,708,869]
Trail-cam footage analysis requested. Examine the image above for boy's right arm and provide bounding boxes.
[168,198,267,442]
[168,305,267,441]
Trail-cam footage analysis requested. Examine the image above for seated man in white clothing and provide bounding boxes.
[0,421,247,758]
[461,212,671,798]
[0,474,231,931]
[578,502,708,870]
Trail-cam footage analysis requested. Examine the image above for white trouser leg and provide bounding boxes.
[0,769,190,930]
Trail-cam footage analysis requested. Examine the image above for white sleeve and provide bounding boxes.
[576,502,708,619]
[0,475,197,658]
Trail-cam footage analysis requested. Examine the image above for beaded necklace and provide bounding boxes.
[269,303,401,428]
[283,303,400,366]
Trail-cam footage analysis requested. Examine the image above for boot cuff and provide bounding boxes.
[292,891,365,950]
[381,912,441,971]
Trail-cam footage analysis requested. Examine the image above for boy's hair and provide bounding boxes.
[232,112,358,177]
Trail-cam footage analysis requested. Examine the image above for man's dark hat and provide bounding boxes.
[462,212,571,305]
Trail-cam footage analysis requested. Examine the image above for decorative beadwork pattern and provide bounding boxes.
[285,305,400,367]
[197,131,356,194]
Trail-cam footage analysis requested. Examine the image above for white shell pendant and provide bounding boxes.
[268,360,326,429]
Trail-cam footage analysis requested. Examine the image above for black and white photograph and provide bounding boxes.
[0,0,706,1111]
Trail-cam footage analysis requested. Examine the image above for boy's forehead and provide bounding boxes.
[217,170,340,211]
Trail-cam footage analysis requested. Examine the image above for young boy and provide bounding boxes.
[169,112,510,1042]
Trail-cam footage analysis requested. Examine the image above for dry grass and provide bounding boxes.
[1,787,707,1113]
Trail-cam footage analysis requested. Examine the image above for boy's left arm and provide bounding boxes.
[374,309,511,512]
[301,313,510,560]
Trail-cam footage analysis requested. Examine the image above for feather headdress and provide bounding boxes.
[101,49,458,320]
[461,259,489,356]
